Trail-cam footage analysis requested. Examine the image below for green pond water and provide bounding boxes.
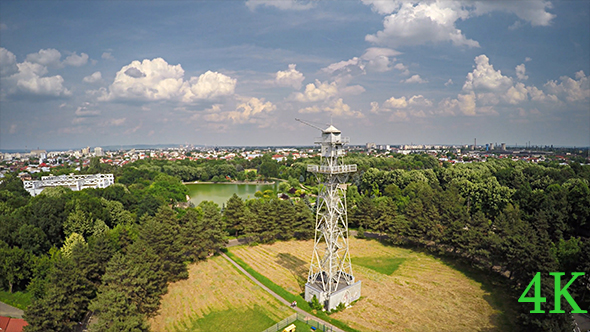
[185,182,277,207]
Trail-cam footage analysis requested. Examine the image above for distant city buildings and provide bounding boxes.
[94,147,104,157]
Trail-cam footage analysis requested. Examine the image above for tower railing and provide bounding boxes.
[307,164,357,174]
[314,136,350,144]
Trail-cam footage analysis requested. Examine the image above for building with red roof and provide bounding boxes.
[0,316,28,332]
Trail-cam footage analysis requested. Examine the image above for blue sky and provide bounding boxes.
[1,0,588,150]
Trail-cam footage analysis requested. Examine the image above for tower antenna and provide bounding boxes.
[299,119,361,311]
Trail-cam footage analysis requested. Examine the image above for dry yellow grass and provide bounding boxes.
[149,255,293,331]
[230,238,506,332]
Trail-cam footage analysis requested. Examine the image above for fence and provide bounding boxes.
[261,313,334,332]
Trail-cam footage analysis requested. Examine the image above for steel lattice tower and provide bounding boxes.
[298,120,361,311]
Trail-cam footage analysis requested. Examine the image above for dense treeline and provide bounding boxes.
[1,153,588,331]
[347,158,590,331]
[0,169,226,331]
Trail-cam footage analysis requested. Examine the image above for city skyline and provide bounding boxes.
[1,1,589,150]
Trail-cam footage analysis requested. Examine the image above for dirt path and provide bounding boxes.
[0,301,24,318]
[220,253,344,332]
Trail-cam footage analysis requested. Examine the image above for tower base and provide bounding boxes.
[305,281,361,311]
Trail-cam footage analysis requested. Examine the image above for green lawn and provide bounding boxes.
[352,256,406,275]
[0,290,32,310]
[176,305,276,332]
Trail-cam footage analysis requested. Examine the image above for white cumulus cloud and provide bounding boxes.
[544,70,590,103]
[184,71,237,101]
[292,80,338,102]
[402,74,428,84]
[299,98,363,118]
[63,52,89,67]
[0,47,18,77]
[83,71,102,83]
[98,58,236,103]
[275,64,305,89]
[365,2,479,48]
[26,48,62,67]
[516,63,528,80]
[246,0,315,11]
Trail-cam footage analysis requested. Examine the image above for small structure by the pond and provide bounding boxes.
[296,119,361,311]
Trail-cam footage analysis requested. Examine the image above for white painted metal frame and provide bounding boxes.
[307,126,356,295]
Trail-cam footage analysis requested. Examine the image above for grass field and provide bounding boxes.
[149,255,294,332]
[0,290,32,310]
[230,238,514,332]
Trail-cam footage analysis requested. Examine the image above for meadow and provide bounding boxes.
[230,238,512,332]
[149,255,294,332]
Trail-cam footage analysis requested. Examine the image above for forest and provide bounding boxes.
[0,152,588,331]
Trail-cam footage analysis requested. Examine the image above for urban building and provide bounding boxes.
[23,174,114,196]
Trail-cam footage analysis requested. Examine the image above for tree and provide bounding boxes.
[224,194,247,237]
[181,205,226,261]
[24,255,94,332]
[139,207,187,282]
[259,160,279,179]
[0,245,32,293]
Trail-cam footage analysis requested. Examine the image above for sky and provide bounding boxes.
[0,0,589,150]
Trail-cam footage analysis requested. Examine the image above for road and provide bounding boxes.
[0,301,24,318]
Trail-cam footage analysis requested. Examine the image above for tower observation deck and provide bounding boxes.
[299,121,361,311]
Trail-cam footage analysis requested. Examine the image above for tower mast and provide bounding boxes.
[297,119,361,311]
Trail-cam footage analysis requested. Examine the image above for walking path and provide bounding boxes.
[220,253,344,332]
[0,301,24,318]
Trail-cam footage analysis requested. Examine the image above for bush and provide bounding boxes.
[356,226,366,239]
[309,294,323,311]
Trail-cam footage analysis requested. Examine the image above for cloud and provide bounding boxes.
[438,92,479,116]
[83,71,102,83]
[544,70,589,103]
[63,52,89,67]
[402,74,428,84]
[363,1,555,48]
[246,0,315,11]
[361,47,401,72]
[321,47,402,77]
[100,58,185,101]
[9,124,17,134]
[365,2,479,48]
[124,67,146,78]
[462,55,512,92]
[445,79,454,86]
[472,0,555,27]
[516,63,528,80]
[204,97,276,125]
[299,98,363,118]
[322,57,363,75]
[99,57,236,103]
[101,52,115,60]
[8,61,72,98]
[504,82,528,104]
[292,80,338,102]
[75,105,101,117]
[525,57,532,62]
[0,48,18,77]
[183,70,236,101]
[393,62,409,76]
[275,64,305,89]
[105,118,126,126]
[373,94,433,113]
[26,48,62,67]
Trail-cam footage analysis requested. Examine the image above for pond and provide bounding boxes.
[185,182,277,207]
